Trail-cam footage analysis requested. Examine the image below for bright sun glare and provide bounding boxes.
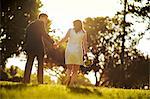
[39,0,122,35]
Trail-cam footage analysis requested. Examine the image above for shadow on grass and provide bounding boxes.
[93,88,103,96]
[0,83,39,90]
[67,86,102,96]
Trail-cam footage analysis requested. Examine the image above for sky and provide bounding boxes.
[39,0,122,33]
[6,0,150,84]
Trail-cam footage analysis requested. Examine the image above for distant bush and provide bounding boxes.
[0,67,9,81]
[0,66,23,82]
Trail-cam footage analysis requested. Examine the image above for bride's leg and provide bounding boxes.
[63,65,72,85]
[69,65,80,86]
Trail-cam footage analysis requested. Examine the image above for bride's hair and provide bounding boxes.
[38,13,48,18]
[73,20,85,33]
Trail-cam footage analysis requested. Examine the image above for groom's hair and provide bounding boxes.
[39,13,48,18]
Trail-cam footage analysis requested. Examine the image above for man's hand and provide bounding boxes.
[53,43,59,49]
[83,50,87,56]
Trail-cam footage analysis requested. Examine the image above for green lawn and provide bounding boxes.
[0,81,150,99]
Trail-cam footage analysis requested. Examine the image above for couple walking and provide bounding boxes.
[23,13,88,86]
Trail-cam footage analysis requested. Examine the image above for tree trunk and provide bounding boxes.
[95,71,100,86]
[121,0,127,65]
[149,59,150,89]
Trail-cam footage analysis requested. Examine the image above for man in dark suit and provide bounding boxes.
[23,13,52,84]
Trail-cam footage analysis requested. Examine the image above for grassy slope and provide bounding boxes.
[0,81,150,99]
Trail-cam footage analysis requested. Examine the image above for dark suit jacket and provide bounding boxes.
[24,20,64,65]
[25,20,52,55]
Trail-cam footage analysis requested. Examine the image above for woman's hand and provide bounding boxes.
[53,29,70,49]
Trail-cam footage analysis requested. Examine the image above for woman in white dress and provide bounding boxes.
[54,20,88,86]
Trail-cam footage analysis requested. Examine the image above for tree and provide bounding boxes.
[117,0,150,88]
[0,0,42,69]
[83,16,123,86]
[119,0,150,64]
[121,0,127,64]
[83,14,149,88]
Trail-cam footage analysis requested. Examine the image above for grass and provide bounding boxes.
[0,81,150,99]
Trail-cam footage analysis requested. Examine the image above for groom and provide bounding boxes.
[23,13,52,84]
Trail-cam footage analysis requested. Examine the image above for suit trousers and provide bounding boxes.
[23,52,44,84]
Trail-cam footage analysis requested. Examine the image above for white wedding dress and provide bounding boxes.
[65,28,85,65]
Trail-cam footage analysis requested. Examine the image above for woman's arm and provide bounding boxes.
[54,29,71,47]
[83,32,88,55]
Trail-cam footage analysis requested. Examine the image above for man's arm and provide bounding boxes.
[40,21,54,44]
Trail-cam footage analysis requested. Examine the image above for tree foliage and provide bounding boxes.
[83,16,123,86]
[81,0,150,88]
[83,15,149,88]
[0,0,42,68]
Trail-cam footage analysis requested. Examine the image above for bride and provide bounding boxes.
[54,20,88,86]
